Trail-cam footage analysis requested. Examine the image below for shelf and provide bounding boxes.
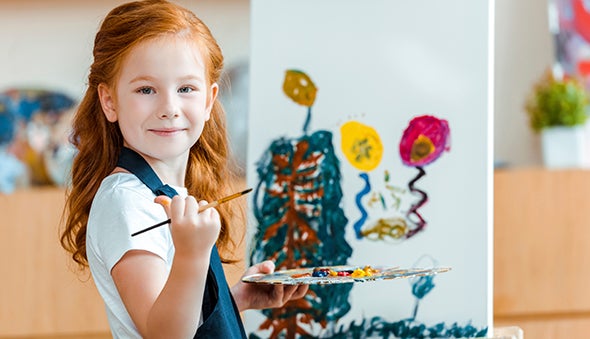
[494,168,590,338]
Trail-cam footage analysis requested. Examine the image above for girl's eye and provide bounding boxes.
[178,86,194,94]
[137,87,154,95]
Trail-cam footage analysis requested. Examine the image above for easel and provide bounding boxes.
[492,326,524,339]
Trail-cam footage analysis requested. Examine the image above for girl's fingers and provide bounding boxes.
[279,284,308,306]
[155,196,219,225]
[169,195,185,220]
[282,285,298,303]
[165,197,215,219]
[185,196,199,221]
[197,200,219,218]
[197,200,208,213]
[154,196,172,215]
[292,285,309,299]
[257,260,275,275]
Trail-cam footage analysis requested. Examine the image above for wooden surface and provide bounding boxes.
[0,186,245,338]
[494,167,590,337]
[0,187,108,337]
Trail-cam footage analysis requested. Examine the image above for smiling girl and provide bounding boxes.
[60,1,307,338]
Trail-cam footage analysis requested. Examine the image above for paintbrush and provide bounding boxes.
[131,188,253,237]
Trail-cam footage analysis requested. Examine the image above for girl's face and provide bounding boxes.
[98,36,218,165]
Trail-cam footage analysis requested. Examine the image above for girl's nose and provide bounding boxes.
[158,92,180,119]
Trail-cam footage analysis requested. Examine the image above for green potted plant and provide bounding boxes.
[525,70,590,168]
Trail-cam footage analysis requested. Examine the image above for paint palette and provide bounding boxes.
[241,265,451,285]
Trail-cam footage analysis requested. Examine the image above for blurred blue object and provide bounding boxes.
[0,88,78,191]
[0,148,26,194]
[0,94,16,145]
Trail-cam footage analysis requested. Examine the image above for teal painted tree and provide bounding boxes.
[250,70,353,338]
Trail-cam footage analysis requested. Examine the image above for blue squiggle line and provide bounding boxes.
[354,172,371,239]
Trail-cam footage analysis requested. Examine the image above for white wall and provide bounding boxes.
[495,0,552,167]
[0,0,250,101]
[0,0,552,167]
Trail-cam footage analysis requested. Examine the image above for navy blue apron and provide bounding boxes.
[117,147,247,338]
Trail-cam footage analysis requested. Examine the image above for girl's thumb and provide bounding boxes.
[154,195,172,211]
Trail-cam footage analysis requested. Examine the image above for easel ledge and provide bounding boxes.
[492,326,524,339]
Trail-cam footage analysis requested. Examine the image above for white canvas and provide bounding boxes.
[245,1,494,338]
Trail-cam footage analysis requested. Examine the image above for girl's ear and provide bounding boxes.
[205,82,219,121]
[98,83,118,122]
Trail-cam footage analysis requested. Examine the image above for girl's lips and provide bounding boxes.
[149,128,185,136]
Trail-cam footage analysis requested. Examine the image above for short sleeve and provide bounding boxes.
[87,174,173,273]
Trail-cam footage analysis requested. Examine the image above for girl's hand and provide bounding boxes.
[155,195,220,257]
[230,260,309,311]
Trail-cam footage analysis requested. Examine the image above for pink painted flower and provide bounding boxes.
[399,115,450,167]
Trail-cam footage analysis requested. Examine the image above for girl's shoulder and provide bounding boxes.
[90,173,157,219]
[100,172,149,192]
[99,172,188,199]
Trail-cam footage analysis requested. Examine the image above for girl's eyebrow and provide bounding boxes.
[129,75,155,84]
[178,74,205,82]
[128,75,204,84]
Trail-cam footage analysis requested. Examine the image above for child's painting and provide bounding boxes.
[245,1,493,338]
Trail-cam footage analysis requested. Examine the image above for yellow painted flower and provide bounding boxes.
[340,121,383,171]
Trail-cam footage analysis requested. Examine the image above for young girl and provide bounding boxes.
[60,1,307,338]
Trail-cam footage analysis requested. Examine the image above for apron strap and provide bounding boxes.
[116,147,179,198]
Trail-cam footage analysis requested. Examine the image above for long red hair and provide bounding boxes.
[60,0,241,269]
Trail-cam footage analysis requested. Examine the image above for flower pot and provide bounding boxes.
[541,125,589,168]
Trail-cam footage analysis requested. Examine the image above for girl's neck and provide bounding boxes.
[120,145,188,187]
[150,161,186,187]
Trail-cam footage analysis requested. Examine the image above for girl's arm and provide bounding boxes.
[112,195,220,338]
[112,249,209,338]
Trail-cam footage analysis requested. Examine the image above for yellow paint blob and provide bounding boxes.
[282,70,317,107]
[340,121,383,171]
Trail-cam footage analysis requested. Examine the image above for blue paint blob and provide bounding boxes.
[412,275,435,300]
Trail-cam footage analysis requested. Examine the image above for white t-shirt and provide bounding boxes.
[86,173,187,338]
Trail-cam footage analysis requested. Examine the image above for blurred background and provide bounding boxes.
[0,0,557,177]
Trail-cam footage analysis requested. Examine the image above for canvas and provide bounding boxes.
[245,1,494,338]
